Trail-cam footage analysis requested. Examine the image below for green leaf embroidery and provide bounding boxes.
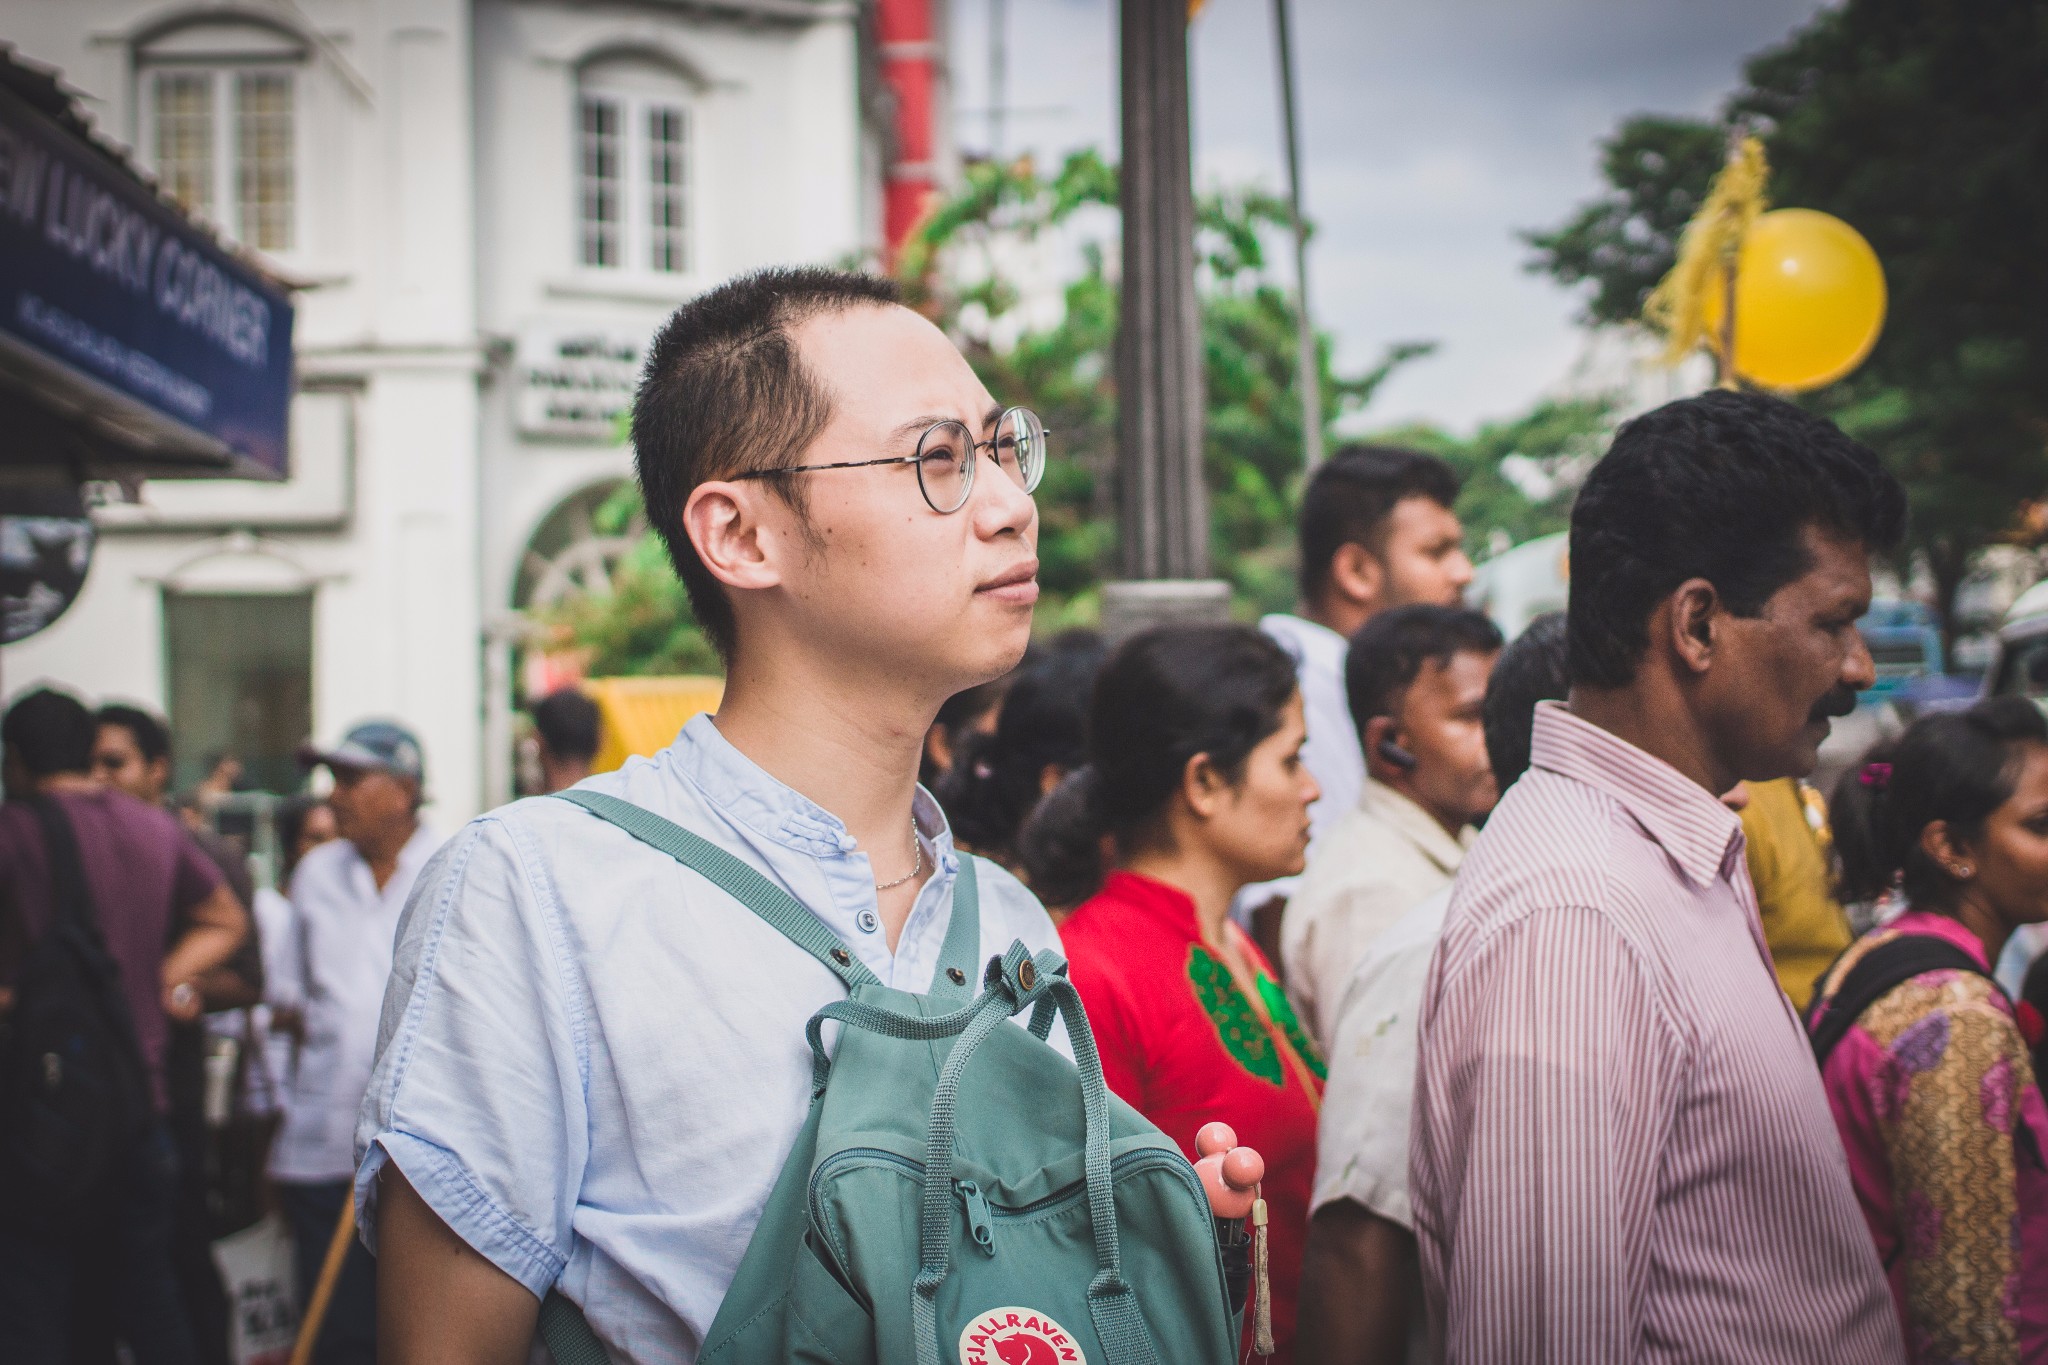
[1186,945,1283,1086]
[1255,975,1328,1081]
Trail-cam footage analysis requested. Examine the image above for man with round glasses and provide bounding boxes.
[357,268,1069,1360]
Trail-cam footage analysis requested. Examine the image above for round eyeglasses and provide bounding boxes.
[733,407,1047,514]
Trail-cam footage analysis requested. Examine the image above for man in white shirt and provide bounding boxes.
[1281,605,1501,1049]
[1248,448,1471,940]
[1296,611,1569,1364]
[360,269,1066,1361]
[274,721,438,1365]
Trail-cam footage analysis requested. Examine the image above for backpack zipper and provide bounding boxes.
[808,1146,1209,1265]
[956,1180,996,1256]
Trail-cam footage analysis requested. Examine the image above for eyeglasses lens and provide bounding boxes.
[915,421,975,513]
[995,408,1045,494]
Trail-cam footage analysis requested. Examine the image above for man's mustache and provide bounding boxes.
[1808,686,1859,724]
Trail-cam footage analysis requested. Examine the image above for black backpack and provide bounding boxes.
[0,796,153,1228]
[1806,930,2042,1168]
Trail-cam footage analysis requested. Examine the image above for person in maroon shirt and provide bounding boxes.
[0,687,247,1364]
[1022,624,1322,1363]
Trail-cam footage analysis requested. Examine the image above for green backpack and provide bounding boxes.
[541,790,1241,1365]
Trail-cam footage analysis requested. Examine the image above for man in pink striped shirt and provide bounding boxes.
[1412,391,1908,1363]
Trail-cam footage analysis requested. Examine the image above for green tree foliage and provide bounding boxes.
[1377,396,1616,552]
[901,150,1432,619]
[1523,117,1729,327]
[1526,0,2048,640]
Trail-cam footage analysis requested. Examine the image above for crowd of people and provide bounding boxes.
[0,682,607,1364]
[3,265,2044,1364]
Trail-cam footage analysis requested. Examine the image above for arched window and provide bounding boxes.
[577,54,695,276]
[135,17,307,253]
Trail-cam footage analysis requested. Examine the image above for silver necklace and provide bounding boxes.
[874,821,924,892]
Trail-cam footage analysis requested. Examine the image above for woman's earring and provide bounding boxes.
[1955,864,1975,879]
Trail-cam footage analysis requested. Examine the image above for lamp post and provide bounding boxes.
[1104,0,1228,637]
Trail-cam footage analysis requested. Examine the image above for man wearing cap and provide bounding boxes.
[271,721,438,1365]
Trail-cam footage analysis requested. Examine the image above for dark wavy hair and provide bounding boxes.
[936,631,1106,866]
[1017,624,1299,908]
[1832,695,2048,907]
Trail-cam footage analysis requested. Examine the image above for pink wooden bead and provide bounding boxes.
[1196,1153,1257,1220]
[1221,1145,1265,1191]
[1194,1121,1238,1157]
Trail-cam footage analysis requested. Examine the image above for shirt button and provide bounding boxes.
[856,910,879,934]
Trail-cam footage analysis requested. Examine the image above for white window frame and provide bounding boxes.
[137,59,302,256]
[575,85,693,278]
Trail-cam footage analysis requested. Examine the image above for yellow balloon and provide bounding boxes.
[1702,208,1886,392]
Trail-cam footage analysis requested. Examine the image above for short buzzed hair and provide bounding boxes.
[633,267,902,662]
[1298,445,1461,603]
[5,688,96,778]
[1345,604,1503,733]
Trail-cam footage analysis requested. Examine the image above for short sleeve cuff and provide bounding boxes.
[355,1129,566,1298]
[1310,1161,1413,1230]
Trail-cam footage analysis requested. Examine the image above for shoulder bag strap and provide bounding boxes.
[553,789,881,991]
[29,795,99,935]
[929,853,980,1002]
[1808,933,1998,1071]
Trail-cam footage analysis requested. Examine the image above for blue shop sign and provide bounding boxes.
[0,82,293,478]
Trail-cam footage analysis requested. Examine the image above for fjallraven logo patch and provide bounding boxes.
[957,1307,1087,1365]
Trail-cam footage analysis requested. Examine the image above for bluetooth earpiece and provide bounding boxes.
[1376,739,1418,771]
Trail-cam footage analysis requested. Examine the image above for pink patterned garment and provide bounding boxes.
[1412,702,1903,1364]
[1815,910,2048,1363]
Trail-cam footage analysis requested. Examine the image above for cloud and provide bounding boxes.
[947,0,1827,431]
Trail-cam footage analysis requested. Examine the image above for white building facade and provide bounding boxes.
[1,0,876,820]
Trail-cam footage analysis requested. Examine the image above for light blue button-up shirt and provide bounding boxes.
[354,714,1067,1360]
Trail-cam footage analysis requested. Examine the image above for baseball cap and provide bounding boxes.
[298,720,425,783]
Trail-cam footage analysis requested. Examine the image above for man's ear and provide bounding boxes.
[1665,578,1721,677]
[683,481,783,592]
[1328,542,1386,616]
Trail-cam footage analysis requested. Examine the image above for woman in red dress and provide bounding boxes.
[1021,624,1324,1363]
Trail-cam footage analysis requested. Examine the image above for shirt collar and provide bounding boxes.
[659,713,961,873]
[1527,701,1742,891]
[1260,612,1347,671]
[1357,777,1473,873]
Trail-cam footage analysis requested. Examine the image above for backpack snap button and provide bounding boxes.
[946,967,966,985]
[1018,960,1037,991]
[830,948,852,967]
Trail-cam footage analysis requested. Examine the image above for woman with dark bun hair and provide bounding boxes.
[1023,623,1323,1364]
[935,630,1105,874]
[1808,695,2048,1359]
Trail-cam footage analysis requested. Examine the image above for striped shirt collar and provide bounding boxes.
[1527,700,1742,892]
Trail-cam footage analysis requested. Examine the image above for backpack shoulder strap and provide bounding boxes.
[931,853,981,1002]
[29,795,100,935]
[1808,932,1994,1071]
[553,789,880,991]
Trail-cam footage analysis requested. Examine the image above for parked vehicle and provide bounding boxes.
[1858,600,1945,705]
[1983,584,2048,702]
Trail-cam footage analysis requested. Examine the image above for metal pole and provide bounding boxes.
[1271,0,1322,471]
[1115,0,1208,584]
[990,0,1008,162]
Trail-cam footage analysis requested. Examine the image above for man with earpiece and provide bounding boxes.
[1279,605,1503,1055]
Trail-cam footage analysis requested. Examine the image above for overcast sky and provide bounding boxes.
[945,0,1830,433]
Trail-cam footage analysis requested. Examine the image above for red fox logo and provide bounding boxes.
[957,1307,1086,1365]
[994,1337,1055,1365]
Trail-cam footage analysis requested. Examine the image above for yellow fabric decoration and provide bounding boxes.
[1644,135,1770,379]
